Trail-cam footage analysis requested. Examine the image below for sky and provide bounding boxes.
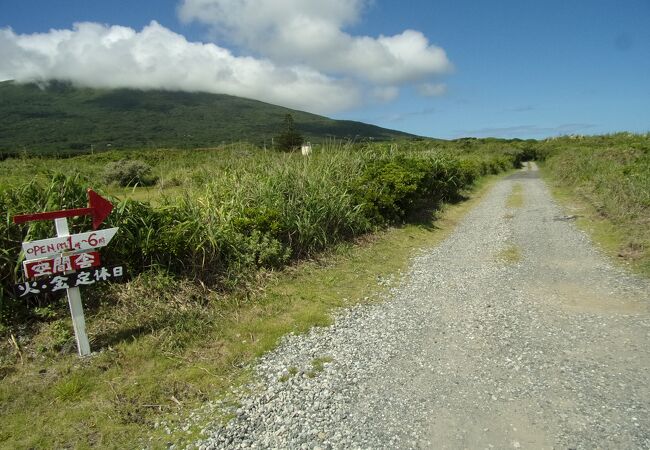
[1,0,649,139]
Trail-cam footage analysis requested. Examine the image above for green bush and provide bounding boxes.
[102,160,158,187]
[351,154,485,223]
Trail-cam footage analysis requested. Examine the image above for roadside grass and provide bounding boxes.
[535,134,650,277]
[279,366,299,383]
[497,244,522,264]
[0,171,507,448]
[1,141,520,329]
[306,356,334,378]
[542,174,650,276]
[506,183,524,208]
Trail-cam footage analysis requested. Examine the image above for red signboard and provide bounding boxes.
[23,251,101,279]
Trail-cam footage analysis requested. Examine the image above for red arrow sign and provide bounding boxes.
[13,189,113,230]
[87,189,114,229]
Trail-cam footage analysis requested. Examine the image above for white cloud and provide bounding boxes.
[372,86,400,102]
[178,0,452,85]
[0,21,360,113]
[417,82,447,97]
[0,2,453,114]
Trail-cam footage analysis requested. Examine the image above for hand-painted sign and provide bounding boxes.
[23,251,101,279]
[13,190,119,356]
[22,227,118,261]
[13,189,114,230]
[15,265,124,297]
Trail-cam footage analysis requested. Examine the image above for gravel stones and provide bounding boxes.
[192,164,650,449]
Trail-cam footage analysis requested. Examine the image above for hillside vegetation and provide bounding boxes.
[533,133,650,275]
[0,81,414,154]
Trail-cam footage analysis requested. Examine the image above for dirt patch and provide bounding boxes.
[427,401,555,449]
[531,282,648,315]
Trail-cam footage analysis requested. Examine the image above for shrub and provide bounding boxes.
[352,155,467,223]
[103,160,157,187]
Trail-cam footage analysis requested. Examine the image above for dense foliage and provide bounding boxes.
[534,134,649,225]
[0,140,524,326]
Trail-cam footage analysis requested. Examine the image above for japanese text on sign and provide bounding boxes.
[23,251,101,279]
[15,266,125,297]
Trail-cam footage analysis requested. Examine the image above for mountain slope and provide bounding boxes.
[0,81,415,154]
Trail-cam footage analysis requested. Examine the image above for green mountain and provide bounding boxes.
[0,80,415,154]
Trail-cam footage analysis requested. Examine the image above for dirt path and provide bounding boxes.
[195,164,650,449]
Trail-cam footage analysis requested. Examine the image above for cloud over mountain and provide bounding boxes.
[0,1,452,113]
[0,21,359,113]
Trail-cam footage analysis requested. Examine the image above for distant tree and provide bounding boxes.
[275,114,304,151]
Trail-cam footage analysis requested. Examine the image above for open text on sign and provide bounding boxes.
[22,227,118,261]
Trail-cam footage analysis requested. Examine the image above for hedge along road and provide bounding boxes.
[193,163,650,449]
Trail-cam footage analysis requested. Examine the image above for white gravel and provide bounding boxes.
[191,163,650,449]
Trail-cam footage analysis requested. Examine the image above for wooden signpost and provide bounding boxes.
[13,189,120,357]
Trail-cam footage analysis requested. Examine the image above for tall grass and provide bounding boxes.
[537,134,649,223]
[0,141,522,327]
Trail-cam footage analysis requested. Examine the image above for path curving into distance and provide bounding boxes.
[193,163,650,449]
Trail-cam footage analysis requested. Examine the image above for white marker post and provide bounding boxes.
[55,217,91,356]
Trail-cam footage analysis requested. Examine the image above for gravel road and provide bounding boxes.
[193,163,650,449]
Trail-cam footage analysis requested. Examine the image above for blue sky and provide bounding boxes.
[1,0,649,139]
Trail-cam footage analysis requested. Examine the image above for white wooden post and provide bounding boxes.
[55,218,91,356]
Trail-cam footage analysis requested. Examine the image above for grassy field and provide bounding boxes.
[0,138,525,447]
